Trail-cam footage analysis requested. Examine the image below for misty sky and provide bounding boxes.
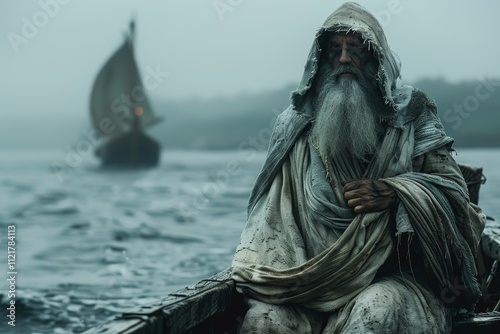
[1,0,500,147]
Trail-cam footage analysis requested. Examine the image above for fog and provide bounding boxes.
[1,0,499,148]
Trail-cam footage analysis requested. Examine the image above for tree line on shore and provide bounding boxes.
[151,77,500,150]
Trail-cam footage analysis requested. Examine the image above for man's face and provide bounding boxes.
[326,32,372,77]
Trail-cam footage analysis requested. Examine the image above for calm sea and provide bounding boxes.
[0,148,499,333]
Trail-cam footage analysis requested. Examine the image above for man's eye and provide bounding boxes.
[349,42,366,49]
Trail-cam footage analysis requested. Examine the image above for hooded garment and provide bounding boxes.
[232,1,485,317]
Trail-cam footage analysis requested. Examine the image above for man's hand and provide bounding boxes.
[342,179,397,214]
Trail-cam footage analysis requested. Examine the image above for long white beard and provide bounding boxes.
[311,62,384,162]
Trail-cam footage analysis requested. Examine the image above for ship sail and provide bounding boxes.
[90,34,158,137]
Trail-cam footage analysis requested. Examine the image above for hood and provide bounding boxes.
[291,2,407,119]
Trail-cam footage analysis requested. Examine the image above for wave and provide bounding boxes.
[0,288,151,333]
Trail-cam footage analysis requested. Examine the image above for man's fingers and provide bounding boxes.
[342,179,397,214]
[344,187,373,200]
[342,178,376,192]
[354,205,366,214]
[342,179,363,192]
[342,183,352,194]
[347,194,385,209]
[343,190,358,200]
[343,182,368,195]
[347,198,364,208]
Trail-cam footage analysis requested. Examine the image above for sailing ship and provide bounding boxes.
[90,21,161,168]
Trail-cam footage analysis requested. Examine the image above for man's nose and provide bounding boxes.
[339,42,352,63]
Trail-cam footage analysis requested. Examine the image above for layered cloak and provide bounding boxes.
[232,2,485,313]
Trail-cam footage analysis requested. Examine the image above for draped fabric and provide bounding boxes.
[240,274,452,333]
[231,2,486,331]
[233,136,394,312]
[232,109,485,311]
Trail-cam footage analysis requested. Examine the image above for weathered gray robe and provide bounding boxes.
[232,2,485,333]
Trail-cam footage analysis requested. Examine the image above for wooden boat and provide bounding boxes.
[83,164,500,333]
[90,21,161,168]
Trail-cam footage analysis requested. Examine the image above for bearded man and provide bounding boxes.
[231,2,485,333]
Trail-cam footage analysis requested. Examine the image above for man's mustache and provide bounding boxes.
[331,65,364,80]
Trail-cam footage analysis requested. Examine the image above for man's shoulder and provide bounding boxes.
[390,87,442,129]
[406,88,438,118]
[406,88,453,154]
[273,106,314,137]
